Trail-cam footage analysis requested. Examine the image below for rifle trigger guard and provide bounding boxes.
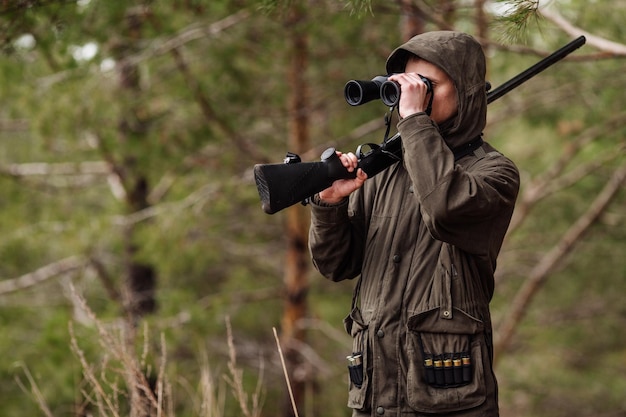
[356,143,380,160]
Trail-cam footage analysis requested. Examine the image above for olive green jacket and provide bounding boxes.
[309,32,519,416]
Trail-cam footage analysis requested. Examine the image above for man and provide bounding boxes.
[308,31,520,416]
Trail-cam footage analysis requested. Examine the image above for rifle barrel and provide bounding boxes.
[487,36,586,104]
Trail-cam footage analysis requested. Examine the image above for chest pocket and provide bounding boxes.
[405,307,488,413]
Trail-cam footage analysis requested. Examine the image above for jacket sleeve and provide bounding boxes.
[398,113,520,256]
[308,194,367,282]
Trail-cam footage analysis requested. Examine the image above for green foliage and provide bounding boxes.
[492,0,542,43]
[0,0,623,416]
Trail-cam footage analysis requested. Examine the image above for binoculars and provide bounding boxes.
[344,75,432,107]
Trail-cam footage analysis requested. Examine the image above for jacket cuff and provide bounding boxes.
[310,194,350,223]
[310,193,345,207]
[397,112,437,136]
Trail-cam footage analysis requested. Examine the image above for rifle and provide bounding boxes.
[254,36,586,214]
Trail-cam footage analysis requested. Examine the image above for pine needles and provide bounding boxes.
[492,0,543,44]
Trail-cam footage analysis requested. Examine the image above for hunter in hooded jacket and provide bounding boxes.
[309,31,520,416]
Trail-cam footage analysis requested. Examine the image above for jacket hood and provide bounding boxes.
[386,31,487,150]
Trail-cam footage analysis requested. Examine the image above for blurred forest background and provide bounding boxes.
[0,0,624,416]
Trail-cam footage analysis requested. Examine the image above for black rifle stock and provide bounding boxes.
[254,36,586,214]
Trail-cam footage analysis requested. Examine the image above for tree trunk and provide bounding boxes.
[113,9,157,324]
[439,0,456,26]
[475,0,488,43]
[115,7,158,417]
[400,0,425,40]
[282,3,312,417]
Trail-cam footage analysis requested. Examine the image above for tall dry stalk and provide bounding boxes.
[223,317,264,417]
[69,284,167,416]
[14,364,55,417]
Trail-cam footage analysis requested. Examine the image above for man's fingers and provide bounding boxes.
[356,168,368,180]
[340,152,359,171]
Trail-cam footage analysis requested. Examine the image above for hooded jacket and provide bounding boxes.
[309,31,519,416]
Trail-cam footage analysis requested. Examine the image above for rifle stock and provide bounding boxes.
[254,36,586,214]
[254,138,402,214]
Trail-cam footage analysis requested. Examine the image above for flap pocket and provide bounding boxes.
[407,307,484,335]
[343,305,368,337]
[406,307,488,414]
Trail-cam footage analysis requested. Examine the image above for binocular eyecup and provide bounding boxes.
[344,75,432,107]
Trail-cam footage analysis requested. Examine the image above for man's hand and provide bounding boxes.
[318,151,368,204]
[387,72,430,119]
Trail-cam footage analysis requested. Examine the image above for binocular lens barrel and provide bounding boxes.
[344,75,388,106]
[344,75,432,107]
[344,81,369,106]
[380,80,401,107]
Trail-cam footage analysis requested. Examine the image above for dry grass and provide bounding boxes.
[18,284,264,417]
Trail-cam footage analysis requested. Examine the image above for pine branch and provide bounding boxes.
[0,161,110,177]
[118,10,250,67]
[539,4,626,56]
[495,163,626,362]
[508,111,626,234]
[492,0,541,44]
[0,255,86,295]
